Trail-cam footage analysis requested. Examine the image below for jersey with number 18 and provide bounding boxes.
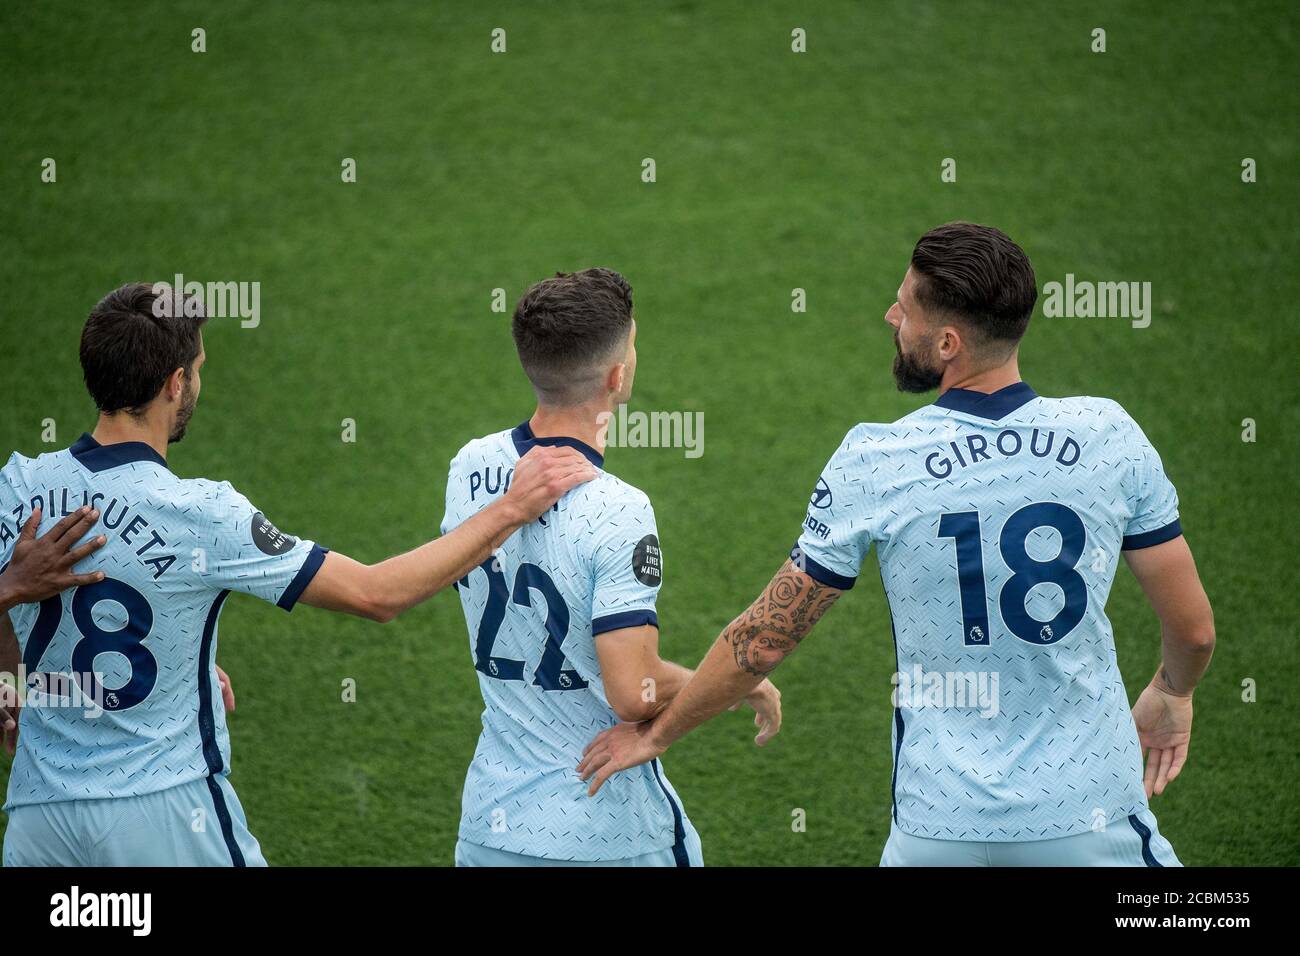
[794,383,1182,842]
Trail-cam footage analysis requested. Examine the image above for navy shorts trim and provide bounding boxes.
[205,776,247,868]
[650,760,690,868]
[1127,813,1163,867]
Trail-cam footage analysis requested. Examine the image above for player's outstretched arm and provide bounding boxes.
[1124,535,1215,798]
[578,559,841,795]
[298,446,596,622]
[594,624,781,732]
[0,506,106,614]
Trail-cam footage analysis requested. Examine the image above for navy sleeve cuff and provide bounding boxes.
[790,545,856,590]
[591,609,659,635]
[1121,518,1182,551]
[278,544,329,611]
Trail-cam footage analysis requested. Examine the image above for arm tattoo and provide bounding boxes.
[725,560,843,676]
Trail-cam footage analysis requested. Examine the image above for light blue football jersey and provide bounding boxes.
[793,383,1182,842]
[0,433,327,809]
[442,423,693,863]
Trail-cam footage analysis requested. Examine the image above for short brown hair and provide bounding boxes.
[911,222,1037,349]
[80,283,207,414]
[511,268,633,406]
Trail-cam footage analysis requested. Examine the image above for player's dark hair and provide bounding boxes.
[80,283,208,415]
[911,222,1037,351]
[512,268,634,406]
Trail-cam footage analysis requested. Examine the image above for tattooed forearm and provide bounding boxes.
[628,561,840,755]
[725,560,843,676]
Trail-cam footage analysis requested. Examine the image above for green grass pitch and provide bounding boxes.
[1,0,1296,865]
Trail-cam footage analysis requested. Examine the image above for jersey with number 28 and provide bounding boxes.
[0,434,325,808]
[793,383,1182,841]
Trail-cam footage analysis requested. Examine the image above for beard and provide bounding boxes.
[891,331,944,394]
[169,377,197,443]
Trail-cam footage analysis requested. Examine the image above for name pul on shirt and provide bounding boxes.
[465,466,566,523]
[925,426,1081,480]
[2,489,176,579]
[467,465,514,502]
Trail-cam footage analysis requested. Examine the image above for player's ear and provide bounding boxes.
[607,362,626,395]
[165,366,186,401]
[937,325,963,362]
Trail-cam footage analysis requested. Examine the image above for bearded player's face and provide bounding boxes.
[169,339,205,444]
[884,268,944,393]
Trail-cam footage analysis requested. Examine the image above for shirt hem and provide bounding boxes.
[456,828,675,863]
[892,801,1149,843]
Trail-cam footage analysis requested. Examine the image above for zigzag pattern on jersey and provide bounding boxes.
[802,395,1167,841]
[1,446,317,808]
[446,429,684,861]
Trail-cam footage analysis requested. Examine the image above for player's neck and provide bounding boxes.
[91,412,170,462]
[529,402,610,457]
[939,355,1023,395]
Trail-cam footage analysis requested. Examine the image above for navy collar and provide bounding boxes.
[933,382,1038,421]
[511,422,604,468]
[70,433,169,472]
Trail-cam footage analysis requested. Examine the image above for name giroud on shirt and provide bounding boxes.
[802,426,1084,541]
[924,426,1082,480]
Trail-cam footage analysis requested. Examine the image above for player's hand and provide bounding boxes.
[1132,676,1193,798]
[504,447,598,523]
[576,720,666,797]
[1,681,21,757]
[728,678,782,744]
[744,678,782,746]
[216,665,236,713]
[0,506,106,607]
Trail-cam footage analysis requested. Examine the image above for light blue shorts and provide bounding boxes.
[455,816,703,867]
[880,808,1180,867]
[3,774,266,867]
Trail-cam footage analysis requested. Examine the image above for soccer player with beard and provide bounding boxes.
[580,223,1215,866]
[0,283,593,866]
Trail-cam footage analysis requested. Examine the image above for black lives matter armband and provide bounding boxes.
[632,534,662,587]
